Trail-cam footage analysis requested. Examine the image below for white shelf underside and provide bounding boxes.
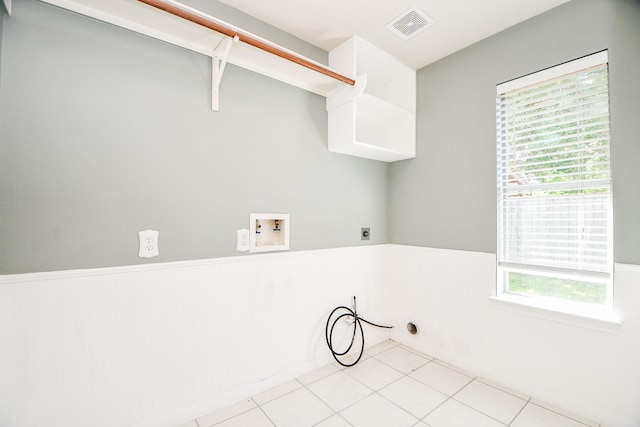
[38,0,348,97]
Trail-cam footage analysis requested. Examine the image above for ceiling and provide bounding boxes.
[215,0,570,69]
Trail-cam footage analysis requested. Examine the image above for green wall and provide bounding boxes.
[3,0,639,273]
[0,8,4,90]
[390,0,640,265]
[0,0,388,273]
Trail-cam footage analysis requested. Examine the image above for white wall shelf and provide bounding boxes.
[37,2,416,162]
[327,37,417,162]
[38,0,349,98]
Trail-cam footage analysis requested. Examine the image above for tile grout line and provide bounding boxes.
[475,377,531,402]
[431,359,475,377]
[312,342,427,425]
[394,343,588,426]
[244,341,403,426]
[448,376,476,400]
[309,409,355,427]
[426,363,594,426]
[310,380,377,418]
[368,355,443,424]
[301,370,371,426]
[369,348,448,422]
[252,396,278,427]
[449,377,525,426]
[527,401,596,427]
[508,398,532,426]
[372,351,433,375]
[372,381,425,425]
[252,378,307,407]
[207,401,256,427]
[371,352,478,424]
[417,376,475,423]
[180,345,422,426]
[182,340,599,427]
[298,366,341,387]
[451,395,510,425]
[340,361,405,389]
[420,393,453,422]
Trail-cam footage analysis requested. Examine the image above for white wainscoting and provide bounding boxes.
[2,245,639,427]
[382,244,640,427]
[0,246,392,427]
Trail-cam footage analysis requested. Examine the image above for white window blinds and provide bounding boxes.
[496,51,612,278]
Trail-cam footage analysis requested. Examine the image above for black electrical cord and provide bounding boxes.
[325,296,394,367]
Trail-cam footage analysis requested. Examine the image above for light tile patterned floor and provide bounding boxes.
[178,340,600,427]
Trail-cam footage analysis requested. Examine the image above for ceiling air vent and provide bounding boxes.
[386,6,434,40]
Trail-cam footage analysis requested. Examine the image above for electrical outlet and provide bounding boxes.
[236,229,250,252]
[138,230,159,258]
[361,227,370,240]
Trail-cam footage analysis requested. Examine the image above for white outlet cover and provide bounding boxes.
[138,229,159,258]
[236,229,250,252]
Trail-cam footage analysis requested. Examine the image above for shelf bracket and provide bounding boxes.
[211,35,239,111]
[326,74,367,111]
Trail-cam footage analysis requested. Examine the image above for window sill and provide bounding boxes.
[489,293,622,333]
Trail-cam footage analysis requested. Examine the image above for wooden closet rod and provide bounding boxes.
[138,0,356,86]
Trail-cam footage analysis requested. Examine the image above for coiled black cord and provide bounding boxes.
[325,296,394,367]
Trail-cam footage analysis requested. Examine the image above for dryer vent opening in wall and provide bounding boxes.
[407,322,418,335]
[386,7,434,40]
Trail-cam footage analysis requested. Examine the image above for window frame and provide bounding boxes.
[495,50,613,310]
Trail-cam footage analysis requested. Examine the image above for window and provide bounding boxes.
[496,51,612,308]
